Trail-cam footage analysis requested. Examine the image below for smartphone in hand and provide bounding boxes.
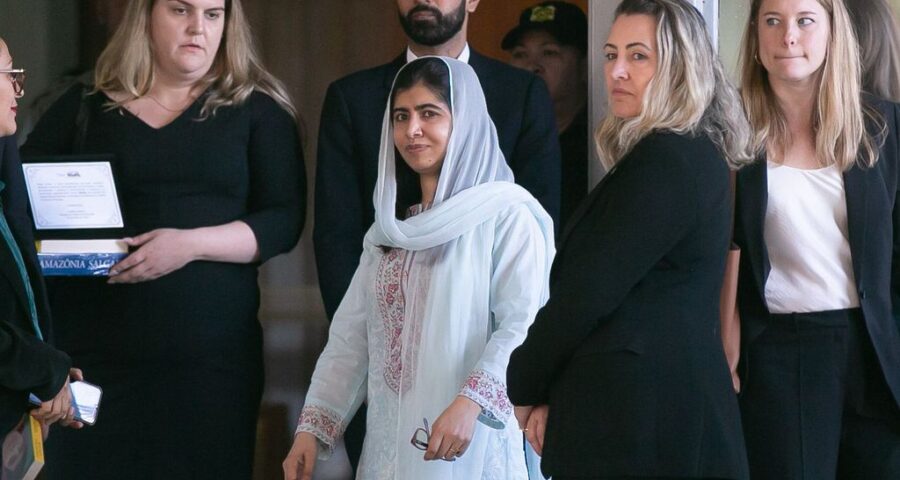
[29,380,103,425]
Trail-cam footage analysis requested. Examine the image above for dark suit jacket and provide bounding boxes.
[313,50,561,318]
[507,132,749,479]
[0,135,71,435]
[734,98,900,407]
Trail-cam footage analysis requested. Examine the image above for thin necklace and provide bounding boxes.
[145,93,195,113]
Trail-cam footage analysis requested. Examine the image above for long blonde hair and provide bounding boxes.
[94,0,296,119]
[596,0,753,170]
[739,0,879,169]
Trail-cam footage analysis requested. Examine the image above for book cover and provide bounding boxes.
[2,415,44,480]
[36,239,128,276]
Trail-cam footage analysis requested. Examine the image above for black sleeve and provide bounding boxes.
[510,76,561,231]
[888,102,900,332]
[313,82,367,319]
[0,137,70,401]
[0,320,70,401]
[20,83,85,156]
[239,93,306,262]
[507,137,702,405]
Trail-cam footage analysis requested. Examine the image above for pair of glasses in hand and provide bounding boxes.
[409,417,457,462]
[410,417,430,451]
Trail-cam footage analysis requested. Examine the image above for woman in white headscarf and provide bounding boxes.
[283,57,555,480]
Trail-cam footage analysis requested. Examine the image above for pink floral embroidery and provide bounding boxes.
[375,205,427,396]
[376,248,409,394]
[296,405,344,450]
[460,370,513,425]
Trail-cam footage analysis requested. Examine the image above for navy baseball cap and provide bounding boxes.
[501,1,588,55]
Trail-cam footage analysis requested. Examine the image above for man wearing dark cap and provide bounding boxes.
[504,1,588,227]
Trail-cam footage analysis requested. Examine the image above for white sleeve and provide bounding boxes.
[459,205,553,429]
[296,251,374,459]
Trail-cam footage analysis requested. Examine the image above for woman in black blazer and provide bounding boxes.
[506,1,752,479]
[734,0,900,478]
[0,37,80,439]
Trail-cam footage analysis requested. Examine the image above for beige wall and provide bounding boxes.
[720,1,751,80]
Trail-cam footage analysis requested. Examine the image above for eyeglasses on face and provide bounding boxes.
[0,69,25,97]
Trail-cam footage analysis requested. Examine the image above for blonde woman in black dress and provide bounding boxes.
[22,1,305,478]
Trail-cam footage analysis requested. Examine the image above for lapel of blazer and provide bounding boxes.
[0,218,30,324]
[738,159,770,301]
[843,164,869,287]
[467,50,487,76]
[557,164,619,248]
[380,53,407,99]
[0,216,31,323]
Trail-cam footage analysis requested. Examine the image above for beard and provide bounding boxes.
[398,1,467,47]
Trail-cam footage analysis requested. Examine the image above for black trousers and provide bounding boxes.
[740,309,900,480]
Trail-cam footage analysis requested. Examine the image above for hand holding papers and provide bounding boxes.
[22,157,128,276]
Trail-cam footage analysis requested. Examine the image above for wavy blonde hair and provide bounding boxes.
[596,0,752,170]
[94,0,296,119]
[740,0,880,169]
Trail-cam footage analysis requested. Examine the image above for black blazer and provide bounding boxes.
[735,98,900,406]
[313,50,561,318]
[507,132,749,479]
[0,135,70,435]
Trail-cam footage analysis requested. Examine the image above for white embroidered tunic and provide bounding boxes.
[295,56,555,480]
[297,202,550,479]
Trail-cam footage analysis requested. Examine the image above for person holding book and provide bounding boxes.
[0,37,83,449]
[283,56,554,480]
[19,1,306,478]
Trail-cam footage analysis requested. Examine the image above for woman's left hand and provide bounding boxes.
[424,396,482,461]
[107,229,197,284]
